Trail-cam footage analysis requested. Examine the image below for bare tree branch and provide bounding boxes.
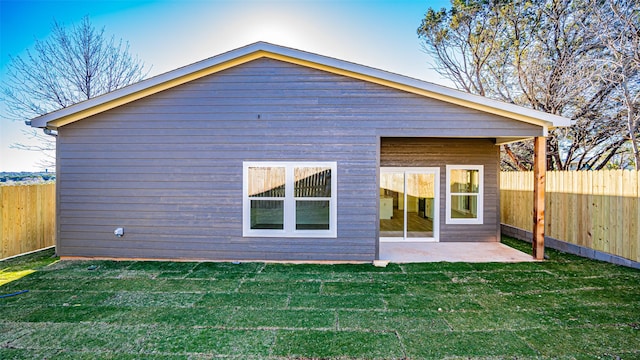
[583,0,640,169]
[1,15,149,169]
[417,0,636,170]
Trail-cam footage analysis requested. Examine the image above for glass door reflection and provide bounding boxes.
[379,171,404,238]
[380,168,439,242]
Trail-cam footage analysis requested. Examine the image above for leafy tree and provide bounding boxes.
[2,16,148,168]
[417,0,636,170]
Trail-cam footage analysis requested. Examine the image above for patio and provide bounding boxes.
[379,241,537,263]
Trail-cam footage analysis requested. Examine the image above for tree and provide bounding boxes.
[2,16,148,168]
[583,0,640,170]
[417,0,634,170]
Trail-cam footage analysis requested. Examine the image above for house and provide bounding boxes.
[30,42,570,261]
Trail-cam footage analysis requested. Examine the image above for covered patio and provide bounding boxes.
[379,242,536,263]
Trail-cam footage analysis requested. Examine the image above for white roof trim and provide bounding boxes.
[30,41,572,129]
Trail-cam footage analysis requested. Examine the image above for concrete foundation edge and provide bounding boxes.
[501,224,640,270]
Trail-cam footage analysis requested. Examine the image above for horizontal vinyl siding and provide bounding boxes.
[57,58,536,260]
[380,138,500,243]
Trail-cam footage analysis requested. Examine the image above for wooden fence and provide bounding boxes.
[0,183,56,259]
[501,170,639,262]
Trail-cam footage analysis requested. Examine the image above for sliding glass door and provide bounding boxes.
[380,167,439,242]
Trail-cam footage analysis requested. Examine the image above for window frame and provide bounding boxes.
[243,161,337,238]
[379,167,440,242]
[445,165,484,225]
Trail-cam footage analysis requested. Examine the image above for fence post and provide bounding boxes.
[533,136,546,260]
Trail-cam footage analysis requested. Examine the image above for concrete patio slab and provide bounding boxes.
[379,242,537,263]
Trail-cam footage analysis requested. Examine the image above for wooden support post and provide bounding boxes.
[533,136,546,260]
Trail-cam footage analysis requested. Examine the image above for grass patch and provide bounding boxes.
[384,293,484,312]
[289,294,386,310]
[239,279,321,294]
[1,237,639,359]
[196,292,289,309]
[273,330,404,358]
[186,262,263,279]
[103,306,235,327]
[100,291,205,307]
[402,330,539,358]
[321,280,408,295]
[338,309,450,332]
[517,326,640,358]
[230,309,335,329]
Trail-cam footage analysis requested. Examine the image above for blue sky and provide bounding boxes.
[0,0,451,171]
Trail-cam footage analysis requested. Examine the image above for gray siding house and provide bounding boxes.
[30,42,570,261]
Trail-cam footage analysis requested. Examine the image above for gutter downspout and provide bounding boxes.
[25,120,58,137]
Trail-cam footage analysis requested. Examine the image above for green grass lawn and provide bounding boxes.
[1,236,639,359]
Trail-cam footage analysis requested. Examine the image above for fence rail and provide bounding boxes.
[501,170,639,262]
[0,183,56,259]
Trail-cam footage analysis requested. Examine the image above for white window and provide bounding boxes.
[446,165,483,225]
[243,162,337,237]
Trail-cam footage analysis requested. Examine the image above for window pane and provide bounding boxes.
[379,172,404,238]
[296,200,330,230]
[248,167,285,197]
[450,195,478,219]
[450,169,480,193]
[294,167,331,197]
[250,200,284,229]
[407,173,435,238]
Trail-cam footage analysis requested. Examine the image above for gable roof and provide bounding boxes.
[30,41,571,132]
